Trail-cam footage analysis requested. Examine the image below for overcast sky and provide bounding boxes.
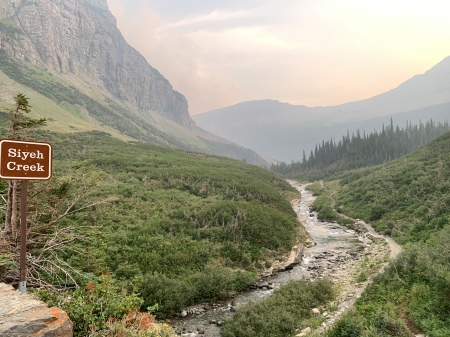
[108,0,450,115]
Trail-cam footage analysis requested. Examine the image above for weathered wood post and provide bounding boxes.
[0,139,52,293]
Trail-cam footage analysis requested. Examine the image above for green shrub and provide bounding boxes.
[140,272,195,318]
[325,312,365,337]
[189,261,236,301]
[221,279,334,337]
[35,274,143,337]
[233,269,258,291]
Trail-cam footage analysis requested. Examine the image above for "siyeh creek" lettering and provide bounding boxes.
[6,162,45,172]
[8,148,44,160]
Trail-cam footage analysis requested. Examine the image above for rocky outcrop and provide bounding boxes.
[0,283,73,337]
[261,244,304,277]
[0,0,193,127]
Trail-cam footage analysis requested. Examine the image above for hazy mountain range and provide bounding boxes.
[194,57,450,162]
[0,0,267,166]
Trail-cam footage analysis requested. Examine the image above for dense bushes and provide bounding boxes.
[221,279,335,337]
[325,307,411,337]
[7,131,301,317]
[325,230,450,337]
[34,274,172,337]
[306,182,355,228]
[140,273,194,318]
[140,262,257,317]
[322,131,450,337]
[334,132,450,243]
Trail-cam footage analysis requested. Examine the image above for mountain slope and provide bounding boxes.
[0,0,268,166]
[321,131,450,337]
[194,57,450,162]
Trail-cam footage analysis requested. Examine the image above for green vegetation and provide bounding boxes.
[0,52,268,165]
[221,279,335,337]
[0,50,177,146]
[35,274,144,337]
[0,128,302,322]
[34,274,176,337]
[306,181,355,228]
[324,305,411,337]
[323,230,450,337]
[334,131,450,243]
[321,131,450,337]
[272,119,450,180]
[0,86,447,337]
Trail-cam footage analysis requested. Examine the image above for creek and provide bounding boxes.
[169,182,389,337]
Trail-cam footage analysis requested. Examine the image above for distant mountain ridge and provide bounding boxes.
[0,0,268,166]
[194,57,450,162]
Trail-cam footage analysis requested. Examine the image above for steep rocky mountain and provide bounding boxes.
[0,0,268,166]
[194,57,450,162]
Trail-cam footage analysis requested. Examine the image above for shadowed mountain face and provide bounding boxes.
[0,0,268,166]
[0,0,191,126]
[194,57,450,162]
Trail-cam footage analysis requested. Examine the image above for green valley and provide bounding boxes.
[297,131,450,337]
[1,1,449,336]
[321,131,450,337]
[221,130,450,337]
[0,123,305,333]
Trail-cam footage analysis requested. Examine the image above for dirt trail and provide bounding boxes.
[357,220,402,260]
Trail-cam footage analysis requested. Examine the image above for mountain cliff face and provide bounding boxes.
[0,0,269,165]
[0,0,192,126]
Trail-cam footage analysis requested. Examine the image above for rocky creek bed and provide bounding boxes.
[168,182,399,337]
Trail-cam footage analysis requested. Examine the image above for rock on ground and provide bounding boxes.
[0,283,73,337]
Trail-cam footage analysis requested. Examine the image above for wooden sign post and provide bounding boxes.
[0,139,52,292]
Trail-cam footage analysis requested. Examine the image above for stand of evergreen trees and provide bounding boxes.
[271,118,450,179]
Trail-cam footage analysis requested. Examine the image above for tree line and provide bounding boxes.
[271,118,450,179]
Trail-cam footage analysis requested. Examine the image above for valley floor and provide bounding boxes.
[171,181,403,336]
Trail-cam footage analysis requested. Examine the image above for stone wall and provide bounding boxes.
[0,283,72,337]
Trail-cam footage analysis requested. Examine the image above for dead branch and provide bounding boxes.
[45,196,119,227]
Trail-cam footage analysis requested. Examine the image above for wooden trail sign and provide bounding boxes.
[0,139,52,292]
[0,139,52,180]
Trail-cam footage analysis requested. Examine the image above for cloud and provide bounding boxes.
[108,0,243,114]
[108,0,450,114]
[164,9,258,29]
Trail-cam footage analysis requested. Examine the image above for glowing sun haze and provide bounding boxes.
[107,0,450,115]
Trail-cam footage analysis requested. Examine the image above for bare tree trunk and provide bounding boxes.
[11,180,18,238]
[4,180,13,236]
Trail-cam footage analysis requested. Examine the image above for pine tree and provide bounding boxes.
[3,94,46,237]
[271,118,450,179]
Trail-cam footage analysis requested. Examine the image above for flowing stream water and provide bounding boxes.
[169,182,382,337]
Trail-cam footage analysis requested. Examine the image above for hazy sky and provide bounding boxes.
[108,0,450,115]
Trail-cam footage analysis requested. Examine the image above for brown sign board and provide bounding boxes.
[0,139,52,180]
